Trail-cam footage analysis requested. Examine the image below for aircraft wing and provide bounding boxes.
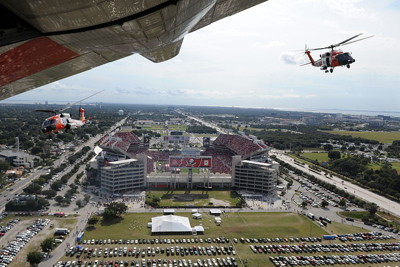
[0,0,268,101]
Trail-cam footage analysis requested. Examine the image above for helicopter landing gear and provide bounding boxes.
[347,64,350,69]
[330,68,333,73]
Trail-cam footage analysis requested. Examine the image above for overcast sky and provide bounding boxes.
[3,0,400,115]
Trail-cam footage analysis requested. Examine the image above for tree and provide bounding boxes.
[23,183,42,195]
[108,202,128,216]
[339,198,346,207]
[323,144,333,151]
[51,180,63,191]
[88,216,99,227]
[365,202,378,216]
[41,237,55,252]
[54,195,64,205]
[84,194,91,203]
[76,199,83,208]
[321,200,329,208]
[102,208,115,221]
[0,160,10,171]
[37,198,50,209]
[102,202,127,220]
[328,150,341,161]
[27,251,43,267]
[301,200,308,209]
[42,189,57,199]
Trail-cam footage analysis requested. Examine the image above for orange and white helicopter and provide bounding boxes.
[303,33,373,73]
[35,91,102,136]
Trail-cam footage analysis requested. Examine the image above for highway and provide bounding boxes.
[271,150,400,217]
[176,110,229,135]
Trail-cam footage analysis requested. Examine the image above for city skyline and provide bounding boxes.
[2,0,400,113]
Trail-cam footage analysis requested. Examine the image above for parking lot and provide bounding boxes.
[0,218,50,267]
[54,231,400,267]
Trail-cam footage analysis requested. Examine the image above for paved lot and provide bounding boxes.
[271,151,400,217]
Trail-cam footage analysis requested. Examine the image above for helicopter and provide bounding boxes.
[35,91,102,136]
[303,33,373,73]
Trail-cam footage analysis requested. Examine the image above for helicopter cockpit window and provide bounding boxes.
[43,119,56,127]
[336,52,354,65]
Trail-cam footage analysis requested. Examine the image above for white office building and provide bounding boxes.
[232,156,278,195]
[100,159,145,194]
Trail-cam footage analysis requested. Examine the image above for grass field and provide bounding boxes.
[78,212,378,267]
[323,130,400,144]
[146,190,239,207]
[300,152,330,162]
[83,212,327,241]
[368,162,400,173]
[338,211,368,220]
[141,125,188,132]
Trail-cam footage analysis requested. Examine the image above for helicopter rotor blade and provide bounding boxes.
[336,35,374,47]
[308,46,331,51]
[334,33,364,46]
[306,33,373,51]
[58,90,104,113]
[34,109,57,113]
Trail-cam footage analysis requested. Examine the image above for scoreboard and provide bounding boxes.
[169,156,212,169]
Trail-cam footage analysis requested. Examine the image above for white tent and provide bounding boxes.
[163,209,175,215]
[192,213,202,219]
[193,226,204,233]
[151,215,192,234]
[209,209,222,215]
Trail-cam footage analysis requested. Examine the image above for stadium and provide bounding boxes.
[93,130,279,197]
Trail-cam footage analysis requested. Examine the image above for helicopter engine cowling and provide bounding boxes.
[66,122,78,129]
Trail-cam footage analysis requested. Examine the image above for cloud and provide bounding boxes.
[326,0,375,19]
[280,52,306,65]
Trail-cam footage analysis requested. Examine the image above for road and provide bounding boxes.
[0,169,47,212]
[176,111,229,134]
[37,118,127,267]
[38,202,99,267]
[272,150,400,217]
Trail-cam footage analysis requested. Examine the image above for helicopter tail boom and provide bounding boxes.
[305,50,315,65]
[79,108,85,121]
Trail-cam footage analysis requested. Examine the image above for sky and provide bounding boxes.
[3,0,400,114]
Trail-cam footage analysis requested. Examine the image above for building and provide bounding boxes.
[0,150,38,169]
[232,156,278,195]
[100,159,145,195]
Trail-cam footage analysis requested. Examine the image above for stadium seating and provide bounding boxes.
[99,132,263,175]
[213,134,261,157]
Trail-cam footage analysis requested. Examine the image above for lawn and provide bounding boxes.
[323,130,400,144]
[338,211,368,220]
[146,189,240,207]
[368,162,400,174]
[300,152,330,162]
[78,212,377,267]
[238,126,263,132]
[83,212,328,241]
